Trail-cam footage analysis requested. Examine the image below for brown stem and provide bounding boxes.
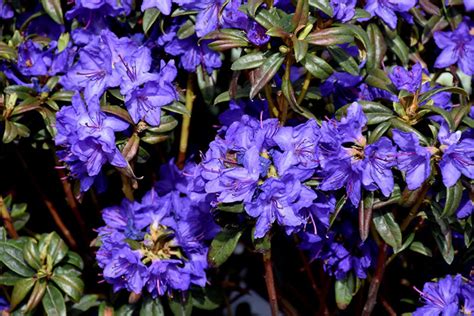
[296,72,312,105]
[361,243,389,316]
[264,84,280,118]
[0,196,19,239]
[177,74,196,169]
[53,157,88,242]
[380,296,396,316]
[263,250,279,316]
[400,183,430,231]
[15,148,77,249]
[121,174,135,201]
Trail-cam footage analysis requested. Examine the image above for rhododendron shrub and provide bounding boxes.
[0,0,472,315]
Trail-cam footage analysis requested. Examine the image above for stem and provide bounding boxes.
[296,72,312,105]
[15,147,77,249]
[264,84,279,118]
[53,157,88,242]
[361,243,389,316]
[400,183,430,231]
[0,196,19,239]
[177,74,196,169]
[263,250,279,316]
[380,296,396,316]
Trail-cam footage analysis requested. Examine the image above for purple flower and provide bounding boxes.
[17,40,49,76]
[320,72,362,107]
[456,192,473,219]
[141,0,172,15]
[364,0,417,29]
[392,130,432,190]
[465,0,474,11]
[0,295,9,311]
[55,93,129,192]
[389,63,423,93]
[413,275,462,316]
[434,21,474,75]
[247,20,270,46]
[0,0,13,19]
[245,175,316,238]
[438,124,474,187]
[159,25,222,74]
[330,0,356,22]
[66,0,132,20]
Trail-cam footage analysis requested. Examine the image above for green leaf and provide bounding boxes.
[213,87,251,105]
[146,116,179,134]
[208,228,243,267]
[309,0,333,16]
[0,241,35,277]
[0,272,23,286]
[140,297,164,316]
[368,121,391,144]
[249,52,284,99]
[101,105,134,124]
[359,192,374,242]
[441,180,463,218]
[26,279,47,312]
[169,295,193,316]
[306,27,354,46]
[292,38,308,63]
[301,54,334,79]
[51,273,84,302]
[143,8,160,34]
[231,52,266,71]
[337,101,394,125]
[37,108,57,137]
[328,46,359,75]
[247,0,265,17]
[162,101,191,117]
[373,210,402,251]
[23,238,41,270]
[0,42,18,60]
[177,19,195,40]
[50,90,74,102]
[335,274,354,310]
[409,241,432,257]
[42,285,66,316]
[3,120,18,143]
[367,24,386,69]
[40,0,64,24]
[423,105,455,130]
[11,278,36,310]
[386,33,409,65]
[38,232,68,267]
[216,202,244,213]
[430,203,454,265]
[419,86,468,104]
[64,251,84,270]
[365,68,396,94]
[205,29,249,51]
[253,7,280,30]
[71,294,100,313]
[329,195,348,229]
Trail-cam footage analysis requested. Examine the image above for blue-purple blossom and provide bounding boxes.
[330,0,356,22]
[320,72,362,107]
[66,0,132,20]
[413,274,463,316]
[364,0,417,29]
[55,93,129,192]
[97,183,214,297]
[0,0,12,19]
[141,0,173,15]
[17,40,49,76]
[247,20,270,46]
[434,21,474,75]
[0,295,8,311]
[389,63,423,93]
[438,124,474,187]
[392,130,432,190]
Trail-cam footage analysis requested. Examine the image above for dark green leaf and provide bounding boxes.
[386,33,409,65]
[208,228,243,267]
[368,121,391,143]
[367,24,386,69]
[50,90,74,102]
[308,0,333,16]
[217,202,244,213]
[423,105,455,130]
[3,120,18,143]
[4,85,35,99]
[64,251,84,270]
[162,101,191,116]
[42,285,66,316]
[430,203,454,265]
[191,287,223,311]
[441,180,463,218]
[292,38,308,63]
[306,27,354,46]
[23,238,41,270]
[337,101,394,125]
[102,105,134,125]
[38,232,68,267]
[365,68,396,94]
[0,241,35,277]
[146,116,179,134]
[301,54,334,79]
[40,0,64,24]
[169,295,193,316]
[26,279,47,312]
[373,210,402,251]
[177,19,195,40]
[335,273,354,310]
[196,66,217,105]
[71,294,100,314]
[213,87,251,105]
[51,273,84,302]
[249,52,284,99]
[37,108,57,137]
[11,278,36,310]
[140,297,164,316]
[329,195,348,229]
[328,47,359,75]
[253,7,279,30]
[419,86,468,104]
[422,15,448,44]
[0,42,18,60]
[247,0,265,17]
[0,272,23,286]
[409,241,432,257]
[359,192,374,242]
[231,52,266,71]
[292,0,309,28]
[143,8,160,34]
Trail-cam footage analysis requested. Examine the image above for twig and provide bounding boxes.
[0,196,19,239]
[400,183,430,231]
[380,296,396,316]
[120,174,135,201]
[296,72,312,105]
[361,243,389,316]
[263,249,279,316]
[53,156,88,242]
[15,147,77,249]
[177,74,196,169]
[264,84,280,118]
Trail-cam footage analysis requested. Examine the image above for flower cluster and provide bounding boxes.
[97,162,218,296]
[413,274,473,315]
